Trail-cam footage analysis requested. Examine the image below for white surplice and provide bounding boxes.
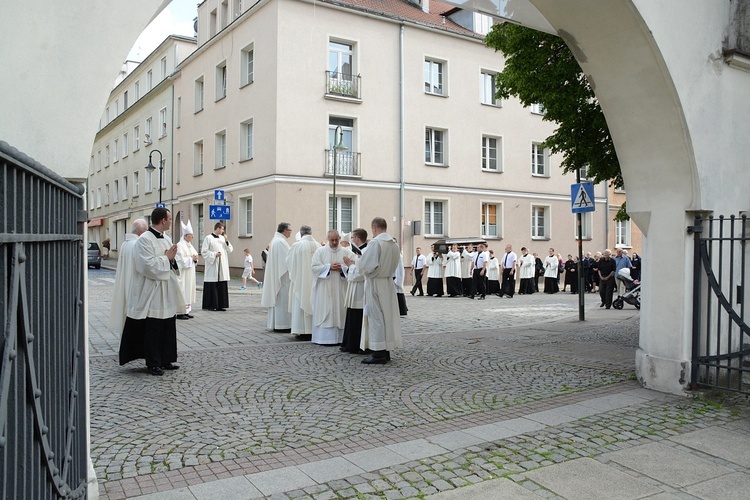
[261,231,292,330]
[310,243,351,344]
[176,237,199,311]
[127,231,185,320]
[360,232,403,352]
[286,234,318,335]
[108,233,138,334]
[444,250,461,278]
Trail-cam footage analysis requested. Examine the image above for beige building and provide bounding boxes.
[87,35,197,250]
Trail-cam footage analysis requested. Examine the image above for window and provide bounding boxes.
[105,107,110,123]
[147,70,153,90]
[97,150,102,171]
[615,219,631,247]
[195,77,205,112]
[105,184,110,205]
[176,97,181,128]
[329,196,354,234]
[124,90,128,109]
[241,44,254,86]
[115,99,119,117]
[474,13,493,35]
[329,40,353,80]
[531,142,548,176]
[96,187,102,208]
[579,165,590,180]
[122,133,128,157]
[194,140,204,175]
[577,212,592,240]
[328,117,354,174]
[194,204,205,250]
[134,126,140,151]
[216,62,227,100]
[240,119,253,161]
[220,0,229,28]
[482,136,501,171]
[113,179,119,203]
[145,117,152,142]
[89,190,94,208]
[159,108,167,137]
[105,145,110,167]
[425,127,445,165]
[160,56,167,79]
[145,167,153,193]
[113,139,118,162]
[215,131,227,169]
[210,9,217,37]
[133,171,139,197]
[240,196,253,236]
[480,71,499,106]
[424,58,444,95]
[481,202,501,238]
[134,81,140,101]
[425,200,445,236]
[531,205,550,239]
[234,0,243,17]
[531,103,546,115]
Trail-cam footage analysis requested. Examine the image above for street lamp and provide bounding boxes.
[332,126,347,230]
[145,149,164,205]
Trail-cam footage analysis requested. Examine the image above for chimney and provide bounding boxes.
[421,0,429,13]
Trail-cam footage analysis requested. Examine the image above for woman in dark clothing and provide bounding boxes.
[590,252,601,292]
[631,252,642,281]
[565,256,579,294]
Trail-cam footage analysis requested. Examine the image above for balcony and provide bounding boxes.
[325,71,361,101]
[325,149,361,177]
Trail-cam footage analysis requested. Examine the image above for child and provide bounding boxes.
[241,248,262,290]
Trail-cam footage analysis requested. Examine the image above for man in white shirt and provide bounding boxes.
[410,247,426,296]
[500,244,518,298]
[470,243,489,300]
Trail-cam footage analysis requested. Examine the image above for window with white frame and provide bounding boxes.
[134,126,140,151]
[480,71,499,106]
[113,179,119,203]
[159,108,167,137]
[424,200,445,236]
[145,117,152,142]
[424,58,444,95]
[615,219,631,247]
[240,196,253,236]
[576,211,592,239]
[233,0,243,17]
[329,196,354,234]
[160,56,167,79]
[531,142,548,176]
[176,97,181,128]
[194,140,204,175]
[105,184,110,205]
[122,133,128,157]
[105,107,110,123]
[329,40,353,80]
[482,135,501,171]
[220,0,229,28]
[96,187,102,208]
[425,127,446,165]
[481,202,501,238]
[147,70,153,90]
[240,119,253,161]
[145,167,153,193]
[159,160,166,191]
[194,204,205,250]
[579,165,590,180]
[531,103,546,115]
[241,44,254,86]
[133,171,139,197]
[614,182,626,194]
[121,175,128,200]
[105,145,110,167]
[216,62,227,100]
[195,77,205,112]
[113,139,118,162]
[474,13,493,35]
[124,90,128,109]
[134,80,140,101]
[531,205,550,239]
[215,131,227,169]
[97,150,101,171]
[89,190,94,208]
[115,99,119,117]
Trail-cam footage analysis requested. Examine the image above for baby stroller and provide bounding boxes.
[613,268,641,310]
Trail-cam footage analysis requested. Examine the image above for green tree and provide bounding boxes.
[485,23,628,219]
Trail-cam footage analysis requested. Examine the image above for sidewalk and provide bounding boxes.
[88,265,750,499]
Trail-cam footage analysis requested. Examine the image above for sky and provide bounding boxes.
[127,0,199,61]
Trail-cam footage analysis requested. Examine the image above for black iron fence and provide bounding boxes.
[690,214,750,393]
[0,141,89,498]
[325,149,361,177]
[325,70,361,99]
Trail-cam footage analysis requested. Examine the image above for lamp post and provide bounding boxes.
[145,149,164,205]
[331,126,348,230]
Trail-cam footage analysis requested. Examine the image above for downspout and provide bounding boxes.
[605,183,610,248]
[399,24,405,251]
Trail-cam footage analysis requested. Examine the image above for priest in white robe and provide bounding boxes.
[261,222,293,332]
[310,230,352,345]
[360,217,402,364]
[461,245,476,297]
[176,219,199,318]
[286,225,318,337]
[544,247,560,294]
[518,246,536,295]
[444,244,462,297]
[201,221,233,311]
[109,219,147,335]
[120,208,185,376]
[487,250,501,296]
[341,228,368,353]
[425,247,444,297]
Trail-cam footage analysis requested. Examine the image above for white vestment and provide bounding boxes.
[393,254,405,293]
[344,245,366,309]
[425,254,443,279]
[286,235,318,335]
[201,233,232,282]
[444,250,461,278]
[176,237,199,311]
[261,231,292,330]
[360,232,403,352]
[108,233,138,334]
[460,250,475,279]
[127,230,185,319]
[519,254,536,279]
[544,255,559,278]
[310,244,351,344]
[487,257,500,281]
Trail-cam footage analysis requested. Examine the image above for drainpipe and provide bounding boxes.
[605,183,610,248]
[399,24,405,251]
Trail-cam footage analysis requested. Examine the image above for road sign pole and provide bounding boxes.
[576,171,585,321]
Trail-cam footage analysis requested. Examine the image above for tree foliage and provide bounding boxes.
[484,23,624,197]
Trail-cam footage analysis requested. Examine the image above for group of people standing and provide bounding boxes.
[260,218,403,364]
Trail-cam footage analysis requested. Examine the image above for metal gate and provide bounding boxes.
[690,214,750,393]
[0,141,89,498]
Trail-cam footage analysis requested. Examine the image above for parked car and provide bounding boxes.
[87,242,102,269]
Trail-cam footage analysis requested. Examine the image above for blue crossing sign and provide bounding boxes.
[214,189,225,201]
[155,202,166,208]
[209,205,231,220]
[571,182,595,213]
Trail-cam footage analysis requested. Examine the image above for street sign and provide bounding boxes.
[571,182,595,213]
[209,204,231,220]
[214,189,225,201]
[155,202,166,208]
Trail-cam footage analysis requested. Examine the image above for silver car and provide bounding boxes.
[87,242,102,269]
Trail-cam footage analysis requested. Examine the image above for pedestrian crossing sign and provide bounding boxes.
[571,182,595,213]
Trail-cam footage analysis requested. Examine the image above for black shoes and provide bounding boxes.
[148,366,164,376]
[162,363,180,370]
[186,314,195,318]
[599,303,605,307]
[176,314,190,320]
[410,290,416,296]
[478,296,485,300]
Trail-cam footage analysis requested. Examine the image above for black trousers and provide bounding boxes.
[501,269,516,297]
[600,277,616,307]
[472,269,486,298]
[411,268,424,295]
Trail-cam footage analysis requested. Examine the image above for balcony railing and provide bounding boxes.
[325,71,361,99]
[325,149,361,177]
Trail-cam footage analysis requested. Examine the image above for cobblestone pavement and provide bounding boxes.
[88,268,750,499]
